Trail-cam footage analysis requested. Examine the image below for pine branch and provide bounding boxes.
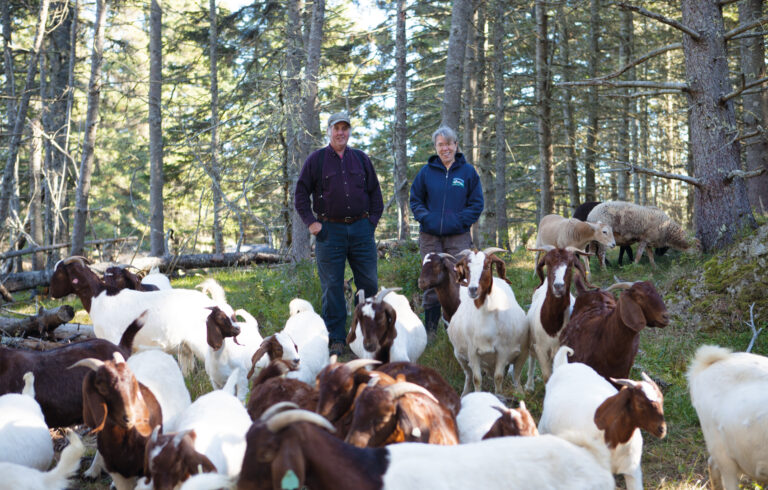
[725,16,768,41]
[595,43,682,82]
[724,167,767,183]
[625,163,702,187]
[612,2,702,41]
[556,79,688,90]
[720,76,768,103]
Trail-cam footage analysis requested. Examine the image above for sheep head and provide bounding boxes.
[589,221,616,248]
[347,289,400,362]
[596,372,666,447]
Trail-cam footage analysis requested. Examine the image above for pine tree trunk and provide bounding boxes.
[394,0,409,241]
[301,0,325,154]
[71,0,106,256]
[681,0,756,251]
[149,0,165,256]
[492,0,508,249]
[617,8,632,201]
[738,0,768,213]
[209,0,223,253]
[536,0,554,216]
[2,0,15,131]
[0,0,50,229]
[583,0,599,202]
[442,0,472,130]
[30,118,45,270]
[558,4,579,212]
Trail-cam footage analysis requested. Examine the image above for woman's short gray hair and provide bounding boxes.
[432,126,458,146]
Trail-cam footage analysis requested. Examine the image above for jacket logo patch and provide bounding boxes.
[452,178,465,188]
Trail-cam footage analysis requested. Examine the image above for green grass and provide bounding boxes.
[6,225,768,489]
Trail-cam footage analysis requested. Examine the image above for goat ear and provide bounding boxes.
[383,303,398,339]
[491,255,512,284]
[82,374,107,433]
[594,389,634,447]
[250,339,271,370]
[347,309,360,344]
[206,318,224,350]
[271,442,306,490]
[535,255,546,288]
[618,292,646,332]
[454,260,467,284]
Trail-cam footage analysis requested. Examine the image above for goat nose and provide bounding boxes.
[468,286,478,297]
[122,415,130,424]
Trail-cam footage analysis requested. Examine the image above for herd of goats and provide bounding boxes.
[0,200,764,490]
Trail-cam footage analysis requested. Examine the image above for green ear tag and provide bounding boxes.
[281,469,300,490]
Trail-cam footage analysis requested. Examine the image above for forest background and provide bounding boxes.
[1,0,767,277]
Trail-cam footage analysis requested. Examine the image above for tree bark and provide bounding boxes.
[442,0,472,130]
[394,0,410,241]
[558,4,580,212]
[209,0,224,254]
[149,0,165,256]
[71,0,107,256]
[0,306,75,337]
[682,0,756,250]
[492,0,508,249]
[0,0,50,229]
[584,0,600,202]
[536,0,554,216]
[30,118,45,270]
[617,8,632,201]
[2,0,15,132]
[738,0,768,213]
[300,0,325,154]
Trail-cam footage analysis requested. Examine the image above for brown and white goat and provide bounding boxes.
[246,358,319,420]
[456,392,537,443]
[482,402,539,440]
[345,376,459,448]
[559,280,670,384]
[348,288,427,364]
[525,246,593,389]
[142,429,217,489]
[539,346,666,490]
[0,313,142,428]
[103,266,159,291]
[73,352,163,490]
[417,253,461,323]
[448,248,530,395]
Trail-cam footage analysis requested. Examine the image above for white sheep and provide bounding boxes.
[687,345,768,490]
[348,288,427,364]
[448,249,529,395]
[539,346,667,490]
[587,200,699,267]
[0,372,53,471]
[0,429,84,490]
[282,298,330,385]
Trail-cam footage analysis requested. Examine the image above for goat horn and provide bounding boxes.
[265,409,337,434]
[329,354,338,365]
[384,381,438,403]
[455,249,474,259]
[357,289,366,304]
[518,400,527,411]
[344,359,381,372]
[606,282,634,292]
[491,405,520,418]
[173,430,193,447]
[260,402,301,422]
[641,372,655,385]
[61,255,92,265]
[482,247,507,256]
[69,358,105,371]
[610,377,639,389]
[112,352,126,364]
[437,252,456,261]
[375,287,401,304]
[150,425,161,445]
[527,246,554,253]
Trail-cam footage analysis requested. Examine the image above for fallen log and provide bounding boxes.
[0,305,75,337]
[52,323,95,340]
[0,282,13,302]
[1,250,286,292]
[3,337,66,351]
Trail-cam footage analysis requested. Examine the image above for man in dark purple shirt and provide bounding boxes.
[294,112,383,356]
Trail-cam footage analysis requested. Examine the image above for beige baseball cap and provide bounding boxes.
[327,112,351,128]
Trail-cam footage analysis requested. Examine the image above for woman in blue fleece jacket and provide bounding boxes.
[409,126,484,336]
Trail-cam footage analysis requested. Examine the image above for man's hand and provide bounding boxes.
[309,221,322,235]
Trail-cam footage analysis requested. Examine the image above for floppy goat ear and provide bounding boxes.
[347,308,360,344]
[454,259,468,285]
[618,291,646,332]
[534,255,546,288]
[82,373,108,433]
[490,255,512,284]
[381,302,398,342]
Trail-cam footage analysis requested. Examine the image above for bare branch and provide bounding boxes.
[556,79,688,91]
[612,2,702,41]
[745,303,763,353]
[725,16,768,40]
[596,43,682,82]
[720,76,768,103]
[625,163,702,187]
[731,128,763,144]
[724,167,767,183]
[603,89,684,98]
[719,0,742,5]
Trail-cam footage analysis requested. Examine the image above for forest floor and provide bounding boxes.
[9,217,768,489]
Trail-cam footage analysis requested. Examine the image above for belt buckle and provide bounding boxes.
[343,216,353,223]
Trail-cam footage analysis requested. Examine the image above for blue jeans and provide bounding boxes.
[315,218,378,343]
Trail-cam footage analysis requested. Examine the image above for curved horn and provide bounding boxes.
[641,372,655,385]
[491,405,520,417]
[265,409,337,433]
[482,247,506,256]
[112,352,126,364]
[437,253,456,261]
[527,246,555,253]
[62,255,92,265]
[329,354,339,365]
[357,289,366,304]
[375,287,401,303]
[610,377,639,389]
[150,425,161,445]
[564,246,593,257]
[384,381,438,403]
[455,249,474,259]
[69,358,105,371]
[344,359,381,372]
[260,402,301,422]
[606,282,634,292]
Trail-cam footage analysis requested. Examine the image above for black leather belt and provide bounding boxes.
[320,212,369,224]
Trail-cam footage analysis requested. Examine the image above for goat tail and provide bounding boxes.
[44,430,85,488]
[222,368,240,396]
[552,346,574,372]
[118,310,148,354]
[688,345,731,380]
[197,278,227,304]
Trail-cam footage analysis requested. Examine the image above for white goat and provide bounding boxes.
[348,288,427,364]
[283,298,330,384]
[204,307,264,402]
[0,429,84,490]
[141,370,251,488]
[141,267,172,290]
[688,345,768,490]
[0,373,52,471]
[448,249,529,395]
[539,346,667,490]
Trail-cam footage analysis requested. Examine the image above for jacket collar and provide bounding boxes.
[427,152,467,171]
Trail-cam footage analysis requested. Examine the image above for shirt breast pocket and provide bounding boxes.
[322,168,339,193]
[349,166,365,190]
